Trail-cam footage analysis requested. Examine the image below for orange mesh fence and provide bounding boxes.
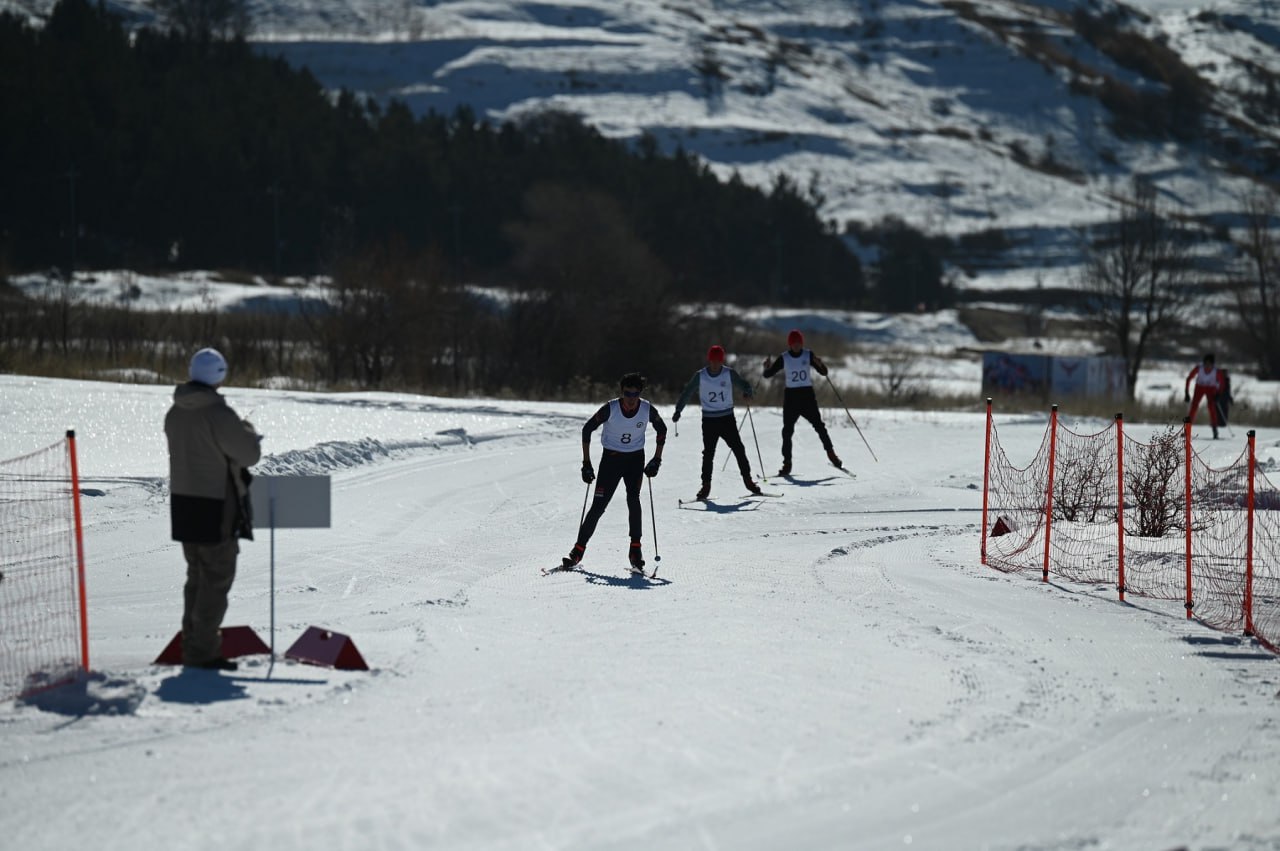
[1188,446,1250,631]
[1047,419,1121,586]
[982,415,1050,575]
[0,435,88,700]
[983,402,1279,654]
[1249,469,1280,652]
[1119,428,1187,601]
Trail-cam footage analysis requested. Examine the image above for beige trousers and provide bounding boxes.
[180,539,239,665]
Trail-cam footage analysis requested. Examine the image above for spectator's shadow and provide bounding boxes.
[154,667,250,704]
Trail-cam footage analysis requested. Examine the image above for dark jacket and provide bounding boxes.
[165,382,261,543]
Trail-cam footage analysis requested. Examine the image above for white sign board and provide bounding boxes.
[250,475,331,529]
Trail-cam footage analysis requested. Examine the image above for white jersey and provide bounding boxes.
[600,399,650,452]
[1195,366,1219,389]
[783,350,814,388]
[699,368,735,414]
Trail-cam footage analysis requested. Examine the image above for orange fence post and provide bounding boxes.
[1246,430,1256,637]
[1115,413,1125,602]
[1042,405,1058,583]
[982,398,992,566]
[66,430,90,671]
[1184,417,1194,620]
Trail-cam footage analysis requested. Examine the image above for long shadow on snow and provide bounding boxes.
[678,499,761,513]
[575,568,672,589]
[776,475,840,488]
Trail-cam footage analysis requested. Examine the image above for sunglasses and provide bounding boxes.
[622,389,641,398]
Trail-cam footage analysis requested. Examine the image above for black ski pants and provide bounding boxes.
[701,413,752,485]
[781,387,833,461]
[578,449,644,545]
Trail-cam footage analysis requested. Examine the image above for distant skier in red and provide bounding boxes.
[1185,353,1227,439]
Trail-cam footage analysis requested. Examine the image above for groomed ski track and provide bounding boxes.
[2,385,1277,851]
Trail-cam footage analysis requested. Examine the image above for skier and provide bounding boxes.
[165,348,261,671]
[563,373,666,571]
[672,345,762,500]
[1185,353,1226,439]
[761,330,842,474]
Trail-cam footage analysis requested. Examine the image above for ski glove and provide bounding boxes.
[644,458,661,478]
[581,461,595,484]
[672,411,681,423]
[1185,391,1191,403]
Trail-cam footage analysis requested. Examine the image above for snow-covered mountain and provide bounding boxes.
[6,0,1278,292]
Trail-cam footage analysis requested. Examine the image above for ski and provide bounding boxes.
[743,491,783,498]
[678,497,707,506]
[629,564,660,580]
[541,559,580,576]
[831,465,856,479]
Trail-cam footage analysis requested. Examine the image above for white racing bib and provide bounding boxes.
[601,399,649,452]
[699,368,734,413]
[1195,367,1219,389]
[783,350,813,388]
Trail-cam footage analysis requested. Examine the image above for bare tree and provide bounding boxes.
[1079,178,1197,400]
[1229,187,1280,378]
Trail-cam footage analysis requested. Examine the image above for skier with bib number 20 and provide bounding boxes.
[563,373,666,571]
[761,330,842,475]
[672,345,762,501]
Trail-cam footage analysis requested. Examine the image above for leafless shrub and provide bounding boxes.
[1126,424,1185,537]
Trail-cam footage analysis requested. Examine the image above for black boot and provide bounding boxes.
[743,476,763,495]
[696,481,710,500]
[564,543,585,566]
[628,541,645,570]
[778,459,791,476]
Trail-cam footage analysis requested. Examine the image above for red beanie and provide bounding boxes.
[787,330,804,347]
[707,345,726,363]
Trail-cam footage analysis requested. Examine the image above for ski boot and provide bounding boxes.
[743,476,763,496]
[563,543,585,567]
[696,482,711,500]
[628,541,645,572]
[827,449,844,469]
[778,459,792,477]
[1212,426,1220,440]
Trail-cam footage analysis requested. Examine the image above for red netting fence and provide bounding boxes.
[982,403,1280,654]
[0,432,89,700]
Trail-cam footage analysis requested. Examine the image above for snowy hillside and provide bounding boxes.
[7,0,1278,292]
[2,373,1280,850]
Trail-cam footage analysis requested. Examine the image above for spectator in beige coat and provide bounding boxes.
[164,348,261,670]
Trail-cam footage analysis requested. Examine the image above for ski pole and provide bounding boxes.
[745,401,767,481]
[579,478,592,528]
[647,476,661,568]
[721,408,749,472]
[824,375,879,463]
[1214,399,1235,437]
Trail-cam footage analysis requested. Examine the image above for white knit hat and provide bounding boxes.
[189,348,228,385]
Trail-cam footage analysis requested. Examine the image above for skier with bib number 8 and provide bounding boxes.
[563,373,666,571]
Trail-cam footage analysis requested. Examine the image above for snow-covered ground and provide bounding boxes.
[2,372,1278,850]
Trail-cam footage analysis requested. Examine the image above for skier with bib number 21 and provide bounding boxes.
[672,345,762,501]
[761,330,843,476]
[563,373,666,571]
